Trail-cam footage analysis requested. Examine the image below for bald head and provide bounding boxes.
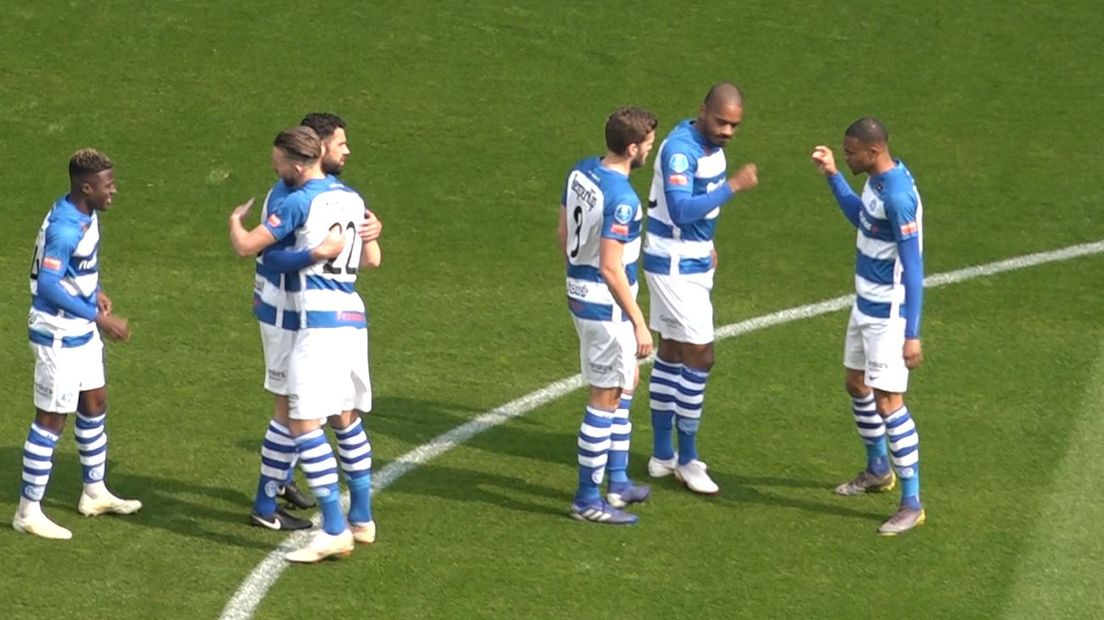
[845,117,888,146]
[703,82,744,110]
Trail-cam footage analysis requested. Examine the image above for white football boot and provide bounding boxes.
[647,455,678,478]
[351,520,376,544]
[13,503,72,540]
[674,459,719,495]
[285,528,355,563]
[78,486,142,516]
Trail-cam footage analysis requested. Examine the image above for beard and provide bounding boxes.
[322,158,345,176]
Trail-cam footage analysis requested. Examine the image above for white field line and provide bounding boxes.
[220,239,1104,620]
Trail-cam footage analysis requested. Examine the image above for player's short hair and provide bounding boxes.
[703,82,744,108]
[605,107,658,155]
[69,148,113,183]
[274,126,322,162]
[845,117,889,145]
[300,112,347,140]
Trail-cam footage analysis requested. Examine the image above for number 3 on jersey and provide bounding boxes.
[322,221,361,275]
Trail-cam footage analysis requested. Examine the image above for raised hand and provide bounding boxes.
[811,146,838,176]
[229,197,256,223]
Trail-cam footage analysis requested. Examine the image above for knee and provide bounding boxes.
[688,345,715,372]
[329,410,360,431]
[80,394,107,416]
[844,376,868,398]
[875,393,905,416]
[33,410,66,434]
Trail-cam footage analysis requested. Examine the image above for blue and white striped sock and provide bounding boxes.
[295,429,346,535]
[253,420,296,516]
[851,394,889,475]
[676,366,709,465]
[606,391,633,491]
[75,412,108,490]
[334,418,373,525]
[886,406,921,510]
[21,424,59,503]
[649,358,683,460]
[575,406,614,504]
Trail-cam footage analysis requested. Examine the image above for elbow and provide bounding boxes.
[598,263,620,283]
[230,241,252,258]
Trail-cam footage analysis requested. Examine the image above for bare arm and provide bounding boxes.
[228,198,278,257]
[360,240,381,269]
[358,210,382,269]
[556,206,568,259]
[599,238,653,358]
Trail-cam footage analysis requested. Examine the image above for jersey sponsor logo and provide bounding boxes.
[668,153,690,173]
[567,282,590,298]
[668,174,689,186]
[900,221,918,236]
[78,256,98,271]
[613,203,633,224]
[267,213,282,227]
[42,257,62,271]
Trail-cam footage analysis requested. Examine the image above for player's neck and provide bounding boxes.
[67,192,93,215]
[870,154,895,177]
[296,168,327,186]
[600,153,631,176]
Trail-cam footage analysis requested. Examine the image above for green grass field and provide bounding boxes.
[1,1,1102,618]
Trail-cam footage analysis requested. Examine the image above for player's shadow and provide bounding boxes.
[661,469,888,522]
[380,462,565,518]
[0,447,274,550]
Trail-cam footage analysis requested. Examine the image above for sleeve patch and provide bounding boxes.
[668,174,689,186]
[42,257,63,271]
[899,221,918,236]
[613,203,634,224]
[610,224,629,236]
[668,153,690,173]
[267,213,282,227]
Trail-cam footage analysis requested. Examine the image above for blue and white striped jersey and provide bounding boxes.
[644,119,727,275]
[28,195,100,347]
[852,162,923,320]
[562,157,643,322]
[253,180,299,330]
[265,177,367,330]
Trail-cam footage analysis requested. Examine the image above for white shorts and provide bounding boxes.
[572,316,636,389]
[259,323,295,395]
[645,270,715,345]
[842,305,909,393]
[288,327,372,420]
[31,331,105,413]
